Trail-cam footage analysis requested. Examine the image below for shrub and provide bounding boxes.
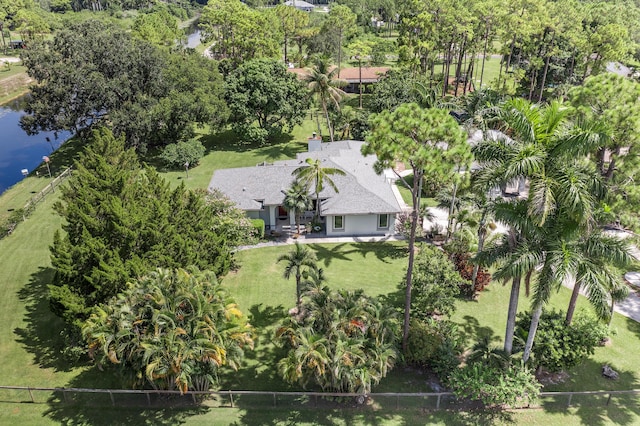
[448,363,541,407]
[410,244,464,319]
[277,288,399,394]
[160,138,206,169]
[251,219,265,239]
[406,319,462,379]
[449,252,491,297]
[514,309,609,372]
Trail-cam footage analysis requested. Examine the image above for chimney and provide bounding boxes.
[308,132,322,152]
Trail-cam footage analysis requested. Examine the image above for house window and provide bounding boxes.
[378,214,389,229]
[334,215,344,230]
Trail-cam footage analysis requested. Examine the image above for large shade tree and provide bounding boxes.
[83,267,254,393]
[20,20,228,150]
[363,103,470,352]
[225,58,310,142]
[50,128,251,329]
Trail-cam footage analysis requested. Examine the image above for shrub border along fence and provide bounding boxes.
[0,167,72,239]
[0,386,638,410]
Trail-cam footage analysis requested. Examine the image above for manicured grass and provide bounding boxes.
[0,64,30,104]
[0,121,638,424]
[219,242,408,391]
[2,401,639,425]
[395,173,439,208]
[0,135,84,223]
[223,243,640,394]
[153,119,330,191]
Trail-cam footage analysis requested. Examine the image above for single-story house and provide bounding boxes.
[288,67,390,93]
[208,139,403,237]
[284,0,315,12]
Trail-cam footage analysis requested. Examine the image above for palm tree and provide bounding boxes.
[82,267,254,393]
[303,56,347,142]
[564,231,633,325]
[277,242,318,309]
[476,199,541,354]
[283,179,312,234]
[475,98,614,363]
[293,157,346,220]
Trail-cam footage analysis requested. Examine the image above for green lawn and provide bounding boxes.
[0,135,84,223]
[224,243,640,394]
[0,121,638,424]
[394,173,439,208]
[151,119,330,190]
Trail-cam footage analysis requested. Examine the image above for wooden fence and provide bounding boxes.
[0,386,638,410]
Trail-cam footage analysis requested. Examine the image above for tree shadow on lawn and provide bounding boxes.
[308,243,353,268]
[624,315,640,341]
[231,397,408,426]
[230,399,516,426]
[349,242,407,264]
[456,315,498,345]
[14,266,78,372]
[540,359,640,426]
[219,303,291,392]
[43,368,208,426]
[199,129,298,157]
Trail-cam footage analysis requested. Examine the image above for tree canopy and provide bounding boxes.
[225,58,310,142]
[364,103,470,352]
[49,128,253,328]
[20,20,228,150]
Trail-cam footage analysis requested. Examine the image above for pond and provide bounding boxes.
[0,97,70,195]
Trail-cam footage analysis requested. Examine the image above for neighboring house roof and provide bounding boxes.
[606,61,631,77]
[288,67,390,84]
[208,140,402,215]
[284,0,315,9]
[337,67,390,83]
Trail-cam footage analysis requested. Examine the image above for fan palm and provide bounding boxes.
[303,56,347,142]
[293,157,346,219]
[277,242,319,309]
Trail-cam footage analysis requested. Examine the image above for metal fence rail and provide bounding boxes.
[0,386,638,411]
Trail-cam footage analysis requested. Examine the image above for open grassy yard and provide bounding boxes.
[0,124,638,424]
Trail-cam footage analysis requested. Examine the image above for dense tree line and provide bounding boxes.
[20,20,228,151]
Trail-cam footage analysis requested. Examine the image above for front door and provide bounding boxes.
[277,206,288,219]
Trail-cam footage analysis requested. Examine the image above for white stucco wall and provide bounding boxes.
[325,214,396,237]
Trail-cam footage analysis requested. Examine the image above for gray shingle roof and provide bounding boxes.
[208,140,402,215]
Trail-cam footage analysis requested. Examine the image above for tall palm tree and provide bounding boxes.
[303,56,347,142]
[283,179,312,234]
[293,157,346,220]
[473,98,606,356]
[277,242,318,309]
[476,199,541,354]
